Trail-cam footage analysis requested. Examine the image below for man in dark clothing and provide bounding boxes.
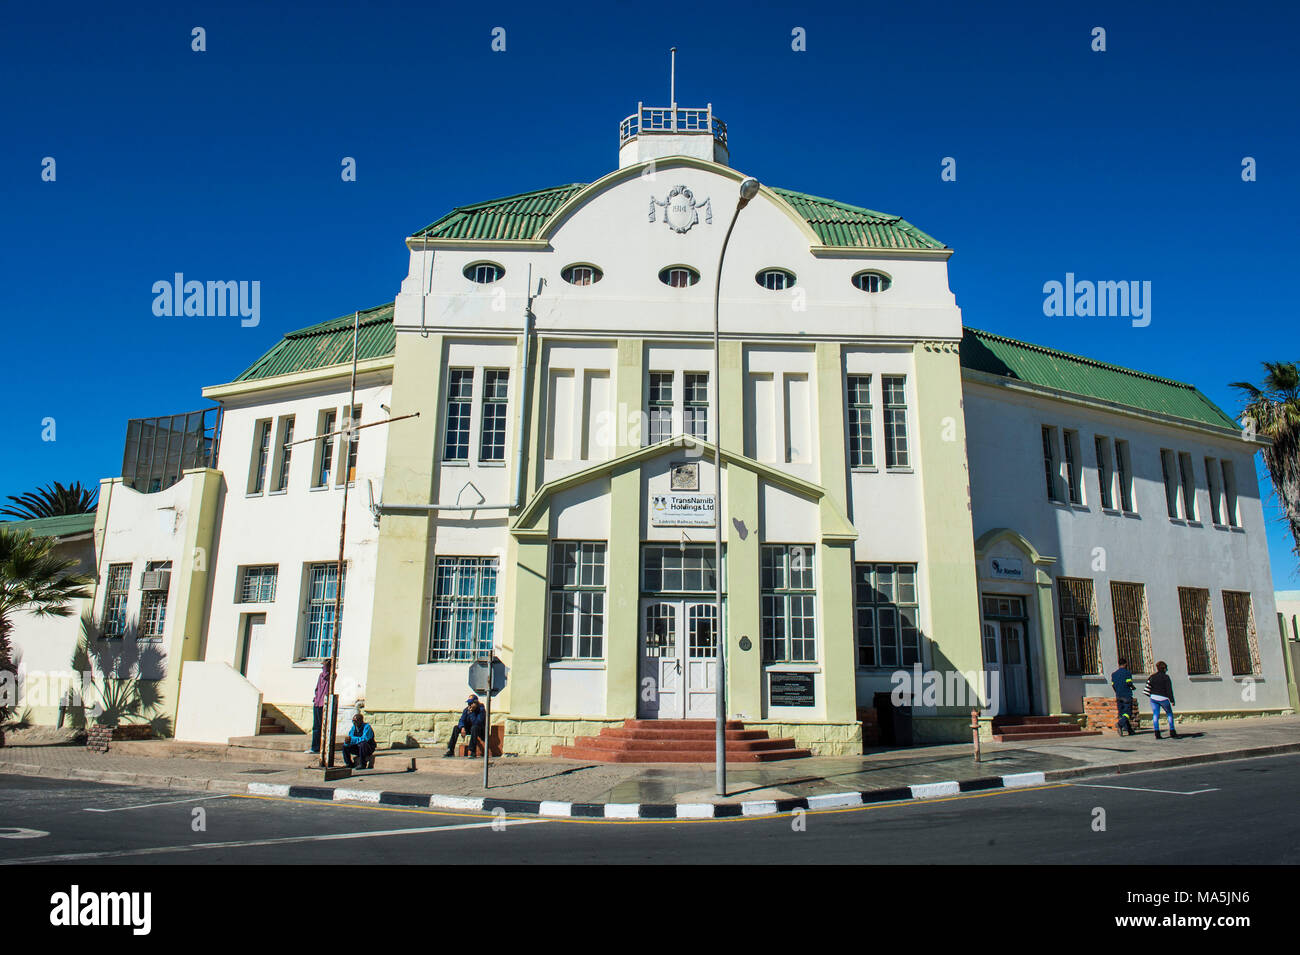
[1110,657,1137,736]
[306,659,332,754]
[1145,660,1178,739]
[443,695,486,758]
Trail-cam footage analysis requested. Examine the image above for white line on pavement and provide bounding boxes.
[0,817,549,865]
[1072,784,1221,796]
[84,794,234,813]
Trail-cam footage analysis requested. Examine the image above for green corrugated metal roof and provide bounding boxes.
[0,513,97,539]
[234,303,396,382]
[411,182,946,250]
[769,188,947,250]
[960,327,1240,430]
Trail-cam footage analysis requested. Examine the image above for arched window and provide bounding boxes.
[464,262,505,284]
[659,266,700,288]
[852,271,892,293]
[756,269,796,290]
[562,264,603,286]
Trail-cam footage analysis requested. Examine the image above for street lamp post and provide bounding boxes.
[713,176,760,797]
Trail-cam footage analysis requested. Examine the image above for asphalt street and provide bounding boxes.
[2,753,1297,865]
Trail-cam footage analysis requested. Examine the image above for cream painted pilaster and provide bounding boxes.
[604,340,644,717]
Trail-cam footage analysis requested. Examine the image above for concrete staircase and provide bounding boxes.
[552,719,812,763]
[992,715,1102,743]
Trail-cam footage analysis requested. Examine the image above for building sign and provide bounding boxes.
[769,672,815,707]
[650,492,715,527]
[989,557,1024,580]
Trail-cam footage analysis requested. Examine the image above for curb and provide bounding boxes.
[5,740,1300,819]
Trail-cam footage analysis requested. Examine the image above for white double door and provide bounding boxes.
[638,598,718,719]
[982,618,1030,715]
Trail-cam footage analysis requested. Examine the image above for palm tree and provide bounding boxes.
[0,481,98,521]
[0,529,92,746]
[1232,361,1300,564]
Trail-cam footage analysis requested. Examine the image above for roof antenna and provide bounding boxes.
[670,47,676,108]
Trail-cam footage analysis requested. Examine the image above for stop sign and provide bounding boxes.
[467,657,508,697]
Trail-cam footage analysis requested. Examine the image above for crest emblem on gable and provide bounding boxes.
[649,185,712,234]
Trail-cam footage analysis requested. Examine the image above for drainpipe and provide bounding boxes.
[511,266,538,509]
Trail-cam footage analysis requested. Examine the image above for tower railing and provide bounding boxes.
[619,102,728,148]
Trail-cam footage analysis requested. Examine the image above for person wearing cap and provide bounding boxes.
[343,712,376,769]
[305,659,332,754]
[443,695,486,758]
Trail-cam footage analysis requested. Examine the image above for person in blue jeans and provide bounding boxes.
[1110,657,1137,736]
[306,659,332,754]
[443,695,486,758]
[343,713,376,769]
[1145,660,1179,739]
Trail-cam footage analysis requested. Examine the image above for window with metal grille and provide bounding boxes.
[302,562,346,660]
[847,375,874,469]
[1042,426,1062,502]
[1110,581,1151,673]
[444,369,473,461]
[314,410,336,488]
[1115,439,1134,512]
[1058,577,1101,675]
[337,404,361,485]
[428,557,498,662]
[642,544,720,594]
[274,416,294,492]
[561,264,602,285]
[1223,590,1259,676]
[659,267,699,288]
[761,545,817,663]
[756,268,795,290]
[1063,430,1083,504]
[856,562,920,668]
[465,262,504,284]
[479,370,509,462]
[240,565,278,603]
[1178,587,1217,675]
[648,372,673,444]
[684,372,708,440]
[852,271,891,293]
[250,419,272,493]
[102,563,132,637]
[139,561,171,639]
[1095,436,1114,508]
[882,376,909,469]
[548,542,606,660]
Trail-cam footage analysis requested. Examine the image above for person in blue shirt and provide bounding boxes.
[443,695,486,758]
[1110,658,1137,736]
[343,712,376,769]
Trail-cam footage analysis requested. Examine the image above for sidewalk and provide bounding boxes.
[2,716,1297,815]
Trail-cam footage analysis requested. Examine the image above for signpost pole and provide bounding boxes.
[483,677,491,789]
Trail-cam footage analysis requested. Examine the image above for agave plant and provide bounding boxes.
[1232,361,1300,564]
[0,529,92,745]
[67,614,170,738]
[0,481,99,521]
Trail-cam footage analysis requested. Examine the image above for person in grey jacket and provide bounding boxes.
[1145,661,1178,739]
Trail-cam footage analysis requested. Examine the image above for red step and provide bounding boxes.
[552,745,812,763]
[552,719,809,763]
[994,730,1103,742]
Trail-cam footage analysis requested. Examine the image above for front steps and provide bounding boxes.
[552,719,812,762]
[992,715,1102,743]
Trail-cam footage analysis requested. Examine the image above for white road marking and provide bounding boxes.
[1001,772,1047,788]
[0,828,49,839]
[0,817,548,865]
[910,781,961,799]
[85,794,233,813]
[1073,783,1221,796]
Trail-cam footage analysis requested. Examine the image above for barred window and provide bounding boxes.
[761,545,817,663]
[240,565,277,603]
[684,372,709,440]
[847,375,874,469]
[1223,590,1260,676]
[1058,577,1101,675]
[882,376,909,468]
[139,561,171,640]
[648,372,673,444]
[855,562,920,668]
[1178,587,1217,676]
[1110,581,1151,673]
[548,542,606,660]
[302,562,345,660]
[102,563,132,638]
[444,369,473,461]
[479,370,509,462]
[428,557,498,662]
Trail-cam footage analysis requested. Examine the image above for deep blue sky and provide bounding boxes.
[2,0,1297,584]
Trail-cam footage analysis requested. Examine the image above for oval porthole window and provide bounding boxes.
[464,262,505,284]
[852,270,892,293]
[756,268,796,290]
[561,264,603,286]
[659,266,701,288]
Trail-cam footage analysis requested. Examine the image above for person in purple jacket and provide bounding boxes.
[306,659,332,754]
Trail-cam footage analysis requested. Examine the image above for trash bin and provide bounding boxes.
[873,691,914,747]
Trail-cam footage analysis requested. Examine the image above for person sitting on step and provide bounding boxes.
[343,712,376,769]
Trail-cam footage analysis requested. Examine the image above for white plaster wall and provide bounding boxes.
[965,379,1286,712]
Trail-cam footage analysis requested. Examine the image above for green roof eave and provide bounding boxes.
[232,303,397,383]
[0,513,97,540]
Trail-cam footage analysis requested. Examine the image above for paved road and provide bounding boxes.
[2,754,1297,865]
